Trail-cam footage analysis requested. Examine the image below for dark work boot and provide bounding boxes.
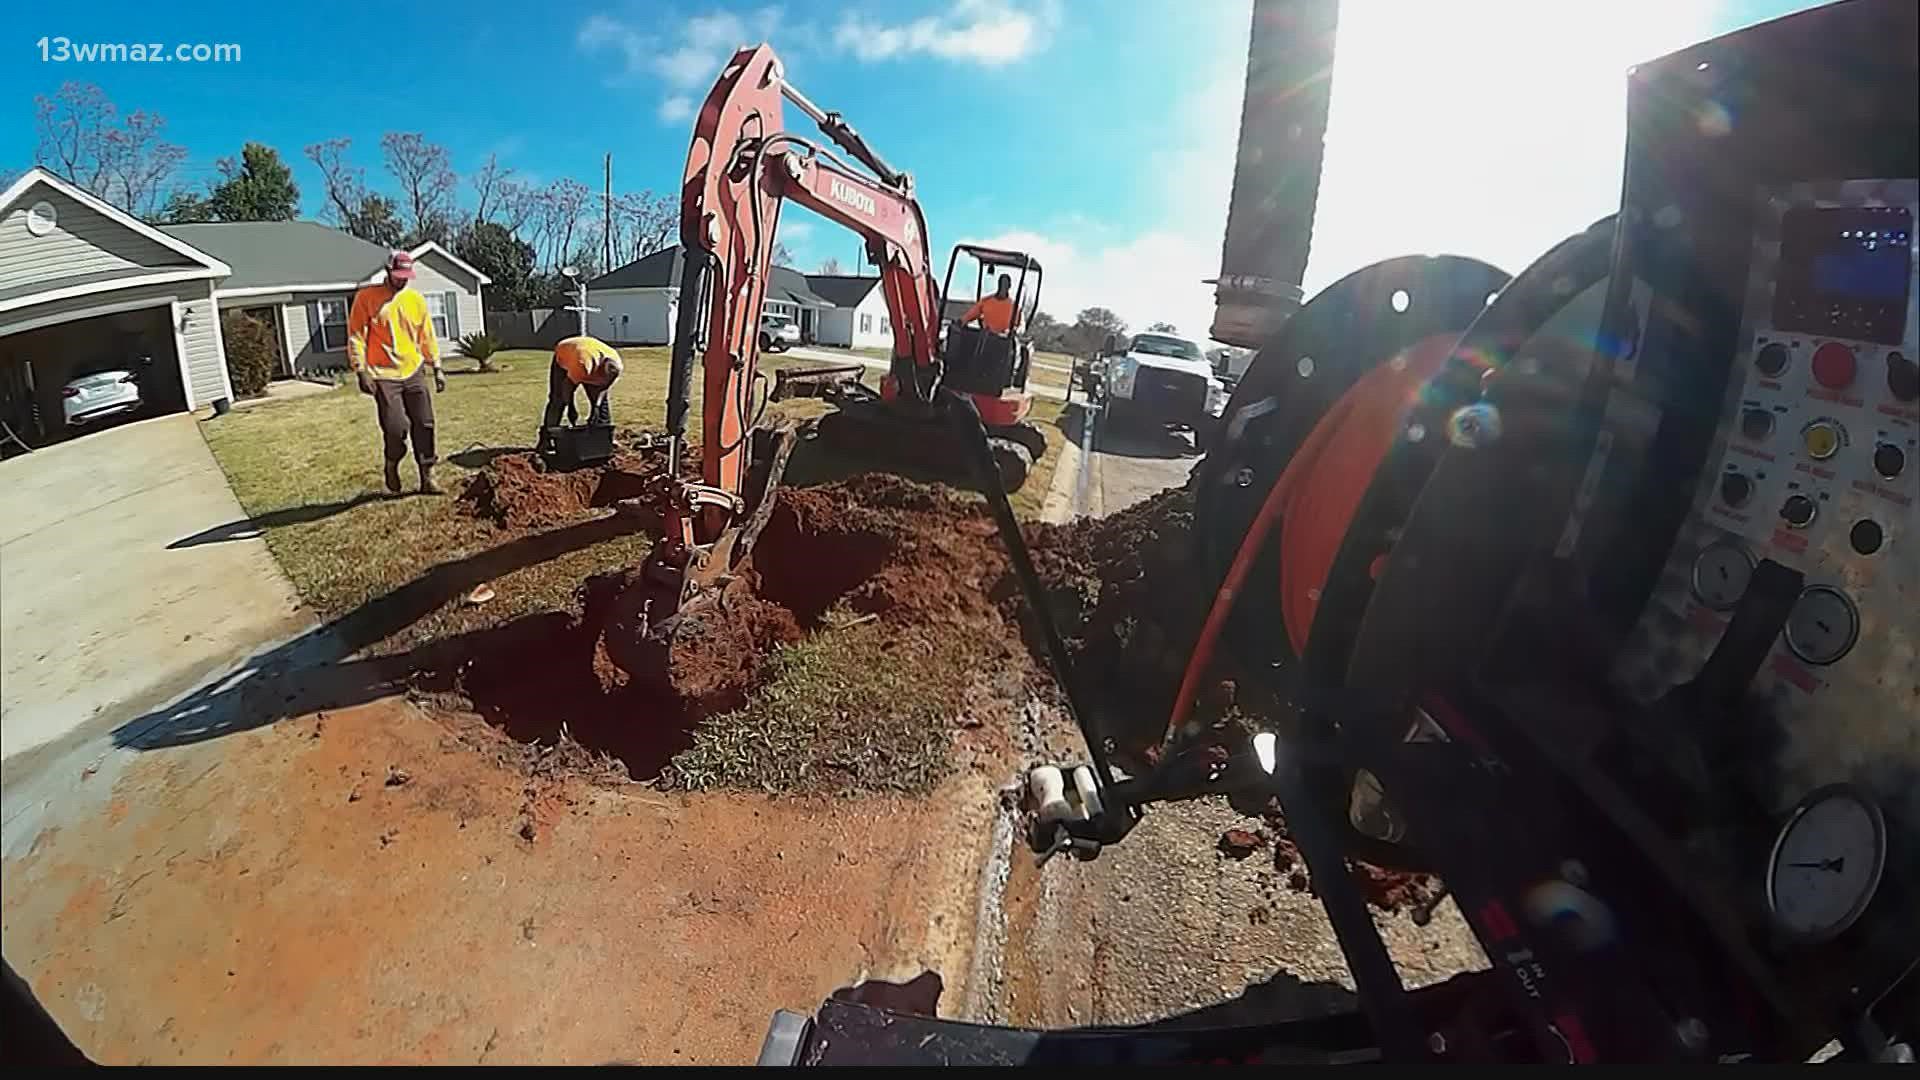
[418,462,442,495]
[384,459,402,494]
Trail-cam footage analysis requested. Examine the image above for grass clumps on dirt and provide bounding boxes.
[658,617,985,795]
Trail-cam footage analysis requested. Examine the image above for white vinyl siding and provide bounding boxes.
[0,186,194,295]
[408,250,481,344]
[593,288,676,345]
[316,298,349,351]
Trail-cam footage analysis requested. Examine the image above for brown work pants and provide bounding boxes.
[371,368,436,466]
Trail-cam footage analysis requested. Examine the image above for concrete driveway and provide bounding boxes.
[1,413,310,762]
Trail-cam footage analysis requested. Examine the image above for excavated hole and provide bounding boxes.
[448,611,699,780]
[445,493,903,778]
[750,499,898,627]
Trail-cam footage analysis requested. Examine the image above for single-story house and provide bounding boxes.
[162,222,489,378]
[587,245,836,346]
[1,165,490,448]
[805,274,893,349]
[2,168,233,447]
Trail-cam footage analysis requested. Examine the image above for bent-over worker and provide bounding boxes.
[960,273,1018,335]
[543,335,625,437]
[349,251,445,494]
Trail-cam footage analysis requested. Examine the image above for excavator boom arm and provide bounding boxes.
[665,43,938,544]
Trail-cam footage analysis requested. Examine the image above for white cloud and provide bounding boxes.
[657,95,695,124]
[835,0,1059,66]
[979,228,1224,343]
[579,6,782,117]
[970,4,1249,342]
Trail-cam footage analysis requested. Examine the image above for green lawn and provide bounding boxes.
[203,348,1070,652]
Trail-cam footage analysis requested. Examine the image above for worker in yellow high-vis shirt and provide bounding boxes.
[348,250,445,494]
[541,335,625,441]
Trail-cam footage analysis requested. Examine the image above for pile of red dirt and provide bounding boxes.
[457,452,654,529]
[456,435,702,530]
[1020,488,1212,758]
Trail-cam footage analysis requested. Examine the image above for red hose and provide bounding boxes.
[1162,335,1464,745]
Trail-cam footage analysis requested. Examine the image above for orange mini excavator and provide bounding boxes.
[604,44,1054,683]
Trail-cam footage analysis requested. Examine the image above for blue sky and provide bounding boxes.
[7,0,1812,337]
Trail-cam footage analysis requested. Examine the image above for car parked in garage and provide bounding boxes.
[62,361,146,428]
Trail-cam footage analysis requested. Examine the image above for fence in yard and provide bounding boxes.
[484,309,577,351]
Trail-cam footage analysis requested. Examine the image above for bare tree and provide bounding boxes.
[495,177,537,235]
[612,190,675,264]
[470,153,511,224]
[541,178,592,269]
[33,82,185,215]
[771,241,795,268]
[817,256,845,274]
[305,137,367,228]
[380,132,457,244]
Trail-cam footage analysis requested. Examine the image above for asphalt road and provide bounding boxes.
[1052,399,1203,520]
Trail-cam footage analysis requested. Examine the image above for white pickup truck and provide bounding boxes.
[1098,332,1230,432]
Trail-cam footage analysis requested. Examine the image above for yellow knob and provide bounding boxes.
[1803,422,1840,461]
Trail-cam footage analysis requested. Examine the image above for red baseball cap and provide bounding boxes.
[385,250,416,281]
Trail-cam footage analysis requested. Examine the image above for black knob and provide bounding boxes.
[1889,351,1918,402]
[1755,342,1791,377]
[1874,442,1906,479]
[1850,519,1884,556]
[1740,408,1775,441]
[1781,493,1817,528]
[1720,471,1753,507]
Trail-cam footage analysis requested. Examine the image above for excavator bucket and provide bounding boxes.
[600,422,800,708]
[771,363,868,401]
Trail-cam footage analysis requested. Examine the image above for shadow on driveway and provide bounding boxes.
[117,513,640,751]
[166,492,402,549]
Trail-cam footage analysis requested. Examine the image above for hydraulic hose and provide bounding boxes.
[1162,334,1462,746]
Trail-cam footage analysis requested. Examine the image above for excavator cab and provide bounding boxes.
[938,244,1042,411]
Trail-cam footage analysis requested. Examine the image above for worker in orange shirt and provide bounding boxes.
[348,251,445,494]
[960,274,1018,335]
[541,336,625,442]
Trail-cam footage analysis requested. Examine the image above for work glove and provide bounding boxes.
[433,367,447,394]
[356,370,374,396]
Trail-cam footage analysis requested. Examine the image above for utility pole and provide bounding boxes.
[603,153,614,272]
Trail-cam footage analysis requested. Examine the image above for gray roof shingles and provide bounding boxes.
[160,221,390,291]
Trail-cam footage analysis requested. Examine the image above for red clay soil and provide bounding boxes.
[436,471,1021,779]
[457,436,701,530]
[1254,817,1441,914]
[1021,488,1211,757]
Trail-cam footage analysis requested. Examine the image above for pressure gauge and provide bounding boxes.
[1690,541,1754,610]
[1784,585,1859,665]
[1765,785,1885,942]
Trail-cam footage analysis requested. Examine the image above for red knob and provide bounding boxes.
[1811,342,1856,389]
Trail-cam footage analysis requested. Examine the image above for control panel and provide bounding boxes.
[1617,179,1919,837]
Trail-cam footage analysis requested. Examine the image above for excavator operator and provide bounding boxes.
[960,274,1018,335]
[542,335,624,440]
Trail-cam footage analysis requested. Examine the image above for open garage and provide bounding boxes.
[0,300,191,448]
[1,169,232,455]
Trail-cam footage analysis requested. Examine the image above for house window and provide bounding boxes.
[880,316,890,335]
[860,313,873,333]
[317,298,349,351]
[425,291,454,339]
